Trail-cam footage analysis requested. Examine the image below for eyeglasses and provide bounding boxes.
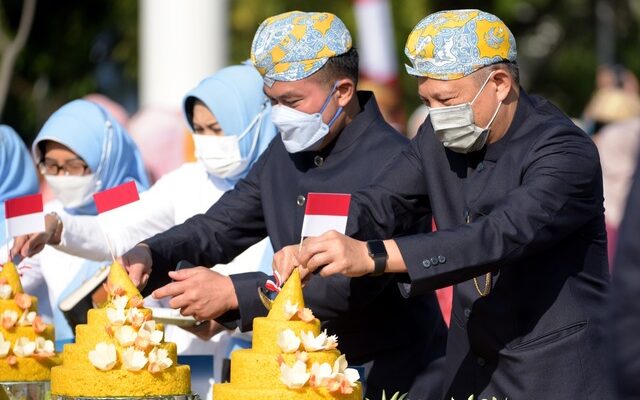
[39,159,89,176]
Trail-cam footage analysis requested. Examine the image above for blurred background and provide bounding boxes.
[1,0,639,142]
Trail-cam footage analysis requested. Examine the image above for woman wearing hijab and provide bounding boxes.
[18,99,149,347]
[13,64,278,393]
[0,125,40,253]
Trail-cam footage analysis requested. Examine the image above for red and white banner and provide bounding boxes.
[93,181,140,235]
[4,194,45,237]
[301,193,351,238]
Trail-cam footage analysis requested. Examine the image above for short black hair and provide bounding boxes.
[313,47,359,87]
[475,61,520,86]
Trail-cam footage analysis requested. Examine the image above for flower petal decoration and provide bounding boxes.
[277,329,301,353]
[297,307,315,322]
[284,300,299,320]
[2,310,19,329]
[14,293,32,310]
[88,342,117,371]
[148,347,173,373]
[18,311,36,326]
[280,360,310,389]
[324,333,339,350]
[33,337,55,357]
[300,330,328,352]
[122,346,148,371]
[115,325,138,347]
[295,351,309,363]
[13,337,36,357]
[106,307,127,326]
[0,283,12,300]
[0,333,11,357]
[127,307,147,328]
[112,295,129,310]
[309,362,332,387]
[138,320,163,346]
[33,316,48,333]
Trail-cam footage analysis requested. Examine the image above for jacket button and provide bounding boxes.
[422,259,431,268]
[464,308,471,318]
[430,256,439,266]
[438,255,446,264]
[314,155,324,167]
[296,195,306,207]
[477,357,486,367]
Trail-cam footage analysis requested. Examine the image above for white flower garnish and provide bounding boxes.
[138,320,164,346]
[18,311,36,326]
[112,295,129,310]
[280,360,310,389]
[325,333,339,350]
[88,342,117,371]
[127,307,146,328]
[2,310,19,329]
[34,337,55,354]
[277,329,301,353]
[0,333,11,357]
[115,325,138,347]
[284,300,299,320]
[122,346,148,371]
[309,362,333,387]
[0,284,12,299]
[106,307,126,326]
[13,337,36,357]
[332,354,360,386]
[300,330,335,352]
[148,347,173,373]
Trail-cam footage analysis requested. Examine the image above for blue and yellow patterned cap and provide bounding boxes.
[250,11,352,86]
[405,9,517,80]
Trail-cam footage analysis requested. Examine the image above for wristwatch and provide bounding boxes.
[366,240,388,277]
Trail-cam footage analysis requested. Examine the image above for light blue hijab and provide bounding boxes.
[32,99,150,215]
[183,63,277,186]
[0,125,40,245]
[32,99,149,344]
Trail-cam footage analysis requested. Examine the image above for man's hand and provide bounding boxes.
[119,244,153,289]
[151,267,239,322]
[298,230,373,278]
[272,244,303,284]
[11,213,61,258]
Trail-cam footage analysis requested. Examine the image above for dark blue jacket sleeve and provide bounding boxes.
[611,154,640,399]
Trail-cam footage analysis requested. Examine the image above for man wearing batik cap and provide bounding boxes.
[121,11,447,399]
[282,9,614,398]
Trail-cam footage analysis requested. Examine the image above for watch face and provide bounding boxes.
[367,240,387,257]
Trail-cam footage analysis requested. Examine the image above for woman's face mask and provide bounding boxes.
[270,82,343,153]
[427,72,502,154]
[44,174,97,208]
[192,107,264,178]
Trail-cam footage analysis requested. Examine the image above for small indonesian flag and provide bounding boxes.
[93,181,140,234]
[300,193,351,238]
[4,194,45,237]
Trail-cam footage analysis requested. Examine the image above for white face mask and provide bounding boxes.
[193,108,263,178]
[428,72,502,154]
[44,174,97,208]
[271,83,343,153]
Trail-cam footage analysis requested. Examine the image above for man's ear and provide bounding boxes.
[492,68,512,103]
[335,78,356,107]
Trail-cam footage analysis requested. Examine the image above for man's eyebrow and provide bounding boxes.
[264,89,304,100]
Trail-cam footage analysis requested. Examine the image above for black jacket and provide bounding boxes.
[347,91,613,399]
[143,92,447,400]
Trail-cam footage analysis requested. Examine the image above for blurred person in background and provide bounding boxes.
[128,107,187,183]
[0,124,53,323]
[16,99,149,348]
[13,64,278,395]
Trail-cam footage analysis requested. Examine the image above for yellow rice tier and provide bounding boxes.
[0,355,62,382]
[0,297,39,314]
[73,321,163,345]
[230,348,341,387]
[252,317,321,353]
[60,342,178,369]
[86,307,153,325]
[213,382,362,400]
[51,364,191,396]
[1,325,55,342]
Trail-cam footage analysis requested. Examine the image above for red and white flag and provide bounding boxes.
[300,193,351,238]
[4,194,45,237]
[93,181,140,233]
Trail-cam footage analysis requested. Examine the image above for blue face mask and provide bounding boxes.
[270,83,343,153]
